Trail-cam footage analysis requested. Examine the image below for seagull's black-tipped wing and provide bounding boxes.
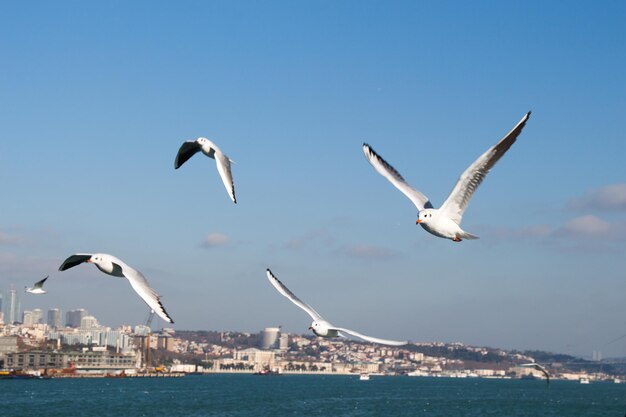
[441,112,531,224]
[34,275,49,288]
[175,141,201,169]
[119,263,174,324]
[266,268,323,321]
[58,254,92,271]
[520,362,550,386]
[363,143,432,211]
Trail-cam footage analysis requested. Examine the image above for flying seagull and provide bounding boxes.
[58,253,174,323]
[175,137,237,203]
[266,268,407,346]
[25,276,49,294]
[363,111,531,242]
[520,362,550,386]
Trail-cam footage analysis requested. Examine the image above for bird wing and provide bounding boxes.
[119,263,174,324]
[534,364,550,384]
[175,141,202,169]
[214,151,237,203]
[440,112,531,225]
[331,326,407,346]
[363,144,432,211]
[34,275,49,289]
[520,362,550,385]
[266,269,323,321]
[58,254,93,271]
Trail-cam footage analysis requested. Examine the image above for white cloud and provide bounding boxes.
[568,183,626,212]
[481,215,626,245]
[554,215,623,239]
[200,233,229,248]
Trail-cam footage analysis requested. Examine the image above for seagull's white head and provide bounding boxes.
[417,209,436,225]
[87,254,102,264]
[309,321,328,337]
[87,254,117,275]
[197,137,209,145]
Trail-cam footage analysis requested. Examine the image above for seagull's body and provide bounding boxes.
[58,253,174,323]
[520,362,550,386]
[266,269,407,346]
[25,276,48,294]
[363,112,531,242]
[175,137,237,203]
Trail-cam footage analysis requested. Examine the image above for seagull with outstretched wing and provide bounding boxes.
[25,276,49,294]
[175,137,237,203]
[520,362,550,386]
[59,253,174,323]
[266,268,407,346]
[363,112,531,241]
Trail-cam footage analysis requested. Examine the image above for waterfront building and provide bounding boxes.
[80,315,99,330]
[279,333,289,351]
[259,327,280,350]
[66,309,87,328]
[48,328,133,350]
[22,310,35,326]
[157,335,175,351]
[134,325,151,336]
[4,348,139,371]
[234,348,276,371]
[31,309,43,325]
[47,308,62,329]
[3,288,20,325]
[0,336,20,365]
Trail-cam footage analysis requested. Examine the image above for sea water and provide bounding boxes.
[1,374,624,416]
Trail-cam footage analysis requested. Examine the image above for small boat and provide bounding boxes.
[0,371,40,380]
[359,373,370,381]
[579,377,590,384]
[254,369,281,376]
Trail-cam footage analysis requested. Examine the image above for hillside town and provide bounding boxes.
[0,302,622,381]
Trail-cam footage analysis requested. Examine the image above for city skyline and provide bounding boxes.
[1,1,625,357]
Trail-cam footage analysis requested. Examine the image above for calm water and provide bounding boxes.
[1,374,624,417]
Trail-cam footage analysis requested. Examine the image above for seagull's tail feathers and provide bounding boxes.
[460,231,480,240]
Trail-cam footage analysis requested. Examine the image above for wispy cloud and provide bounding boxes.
[341,244,398,260]
[0,231,23,246]
[285,229,335,251]
[568,183,626,212]
[482,215,626,250]
[200,233,230,248]
[553,215,626,240]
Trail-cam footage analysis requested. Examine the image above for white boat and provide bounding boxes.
[579,377,590,384]
[359,373,370,381]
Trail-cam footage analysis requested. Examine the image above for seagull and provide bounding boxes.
[58,253,174,323]
[25,276,49,294]
[520,362,550,386]
[175,137,237,203]
[363,112,531,242]
[266,268,407,346]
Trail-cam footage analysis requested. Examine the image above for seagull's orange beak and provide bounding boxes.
[416,219,422,224]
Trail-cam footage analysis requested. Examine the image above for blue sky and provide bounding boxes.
[1,1,625,357]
